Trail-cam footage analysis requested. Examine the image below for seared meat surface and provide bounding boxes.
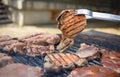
[0,40,18,49]
[19,32,60,45]
[68,66,119,77]
[76,43,99,59]
[44,53,86,71]
[24,44,54,56]
[0,53,13,68]
[57,10,86,52]
[57,10,86,39]
[0,33,60,56]
[100,49,120,73]
[3,42,54,56]
[0,63,43,77]
[3,42,26,53]
[0,35,12,42]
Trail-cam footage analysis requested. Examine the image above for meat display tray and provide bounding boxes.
[0,30,120,77]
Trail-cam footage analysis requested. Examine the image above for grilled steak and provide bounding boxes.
[24,44,54,56]
[19,33,60,56]
[0,40,18,49]
[68,66,119,77]
[0,63,43,77]
[76,43,99,60]
[57,37,74,52]
[3,42,26,53]
[0,35,12,42]
[1,33,60,56]
[57,10,86,38]
[44,53,86,71]
[19,32,60,45]
[3,41,55,56]
[57,10,86,52]
[100,49,120,73]
[0,53,13,68]
[0,35,17,49]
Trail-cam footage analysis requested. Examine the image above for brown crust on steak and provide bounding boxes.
[19,32,60,45]
[68,66,119,77]
[0,33,60,57]
[76,43,99,60]
[44,53,86,71]
[57,10,86,39]
[0,40,18,49]
[100,49,120,73]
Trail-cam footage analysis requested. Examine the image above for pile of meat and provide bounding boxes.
[0,33,60,56]
[0,9,120,77]
[0,43,119,77]
[44,43,120,75]
[68,66,119,77]
[67,43,120,77]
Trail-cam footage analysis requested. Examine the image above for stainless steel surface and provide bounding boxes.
[75,9,120,22]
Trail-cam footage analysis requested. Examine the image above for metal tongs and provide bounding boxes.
[75,9,120,22]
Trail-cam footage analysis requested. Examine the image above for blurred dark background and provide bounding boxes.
[1,0,120,25]
[0,0,120,37]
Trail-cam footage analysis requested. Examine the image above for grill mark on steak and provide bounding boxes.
[57,10,75,22]
[66,53,75,63]
[48,54,61,66]
[53,54,63,65]
[62,15,74,24]
[68,25,86,38]
[58,12,75,26]
[65,22,86,34]
[59,53,68,64]
[62,11,75,19]
[64,53,74,63]
[62,15,85,30]
[68,29,82,38]
[62,53,73,64]
[71,54,80,62]
[60,17,85,31]
[62,19,85,33]
[44,53,86,71]
[57,53,67,65]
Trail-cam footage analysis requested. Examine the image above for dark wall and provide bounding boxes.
[18,0,120,15]
[111,0,120,14]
